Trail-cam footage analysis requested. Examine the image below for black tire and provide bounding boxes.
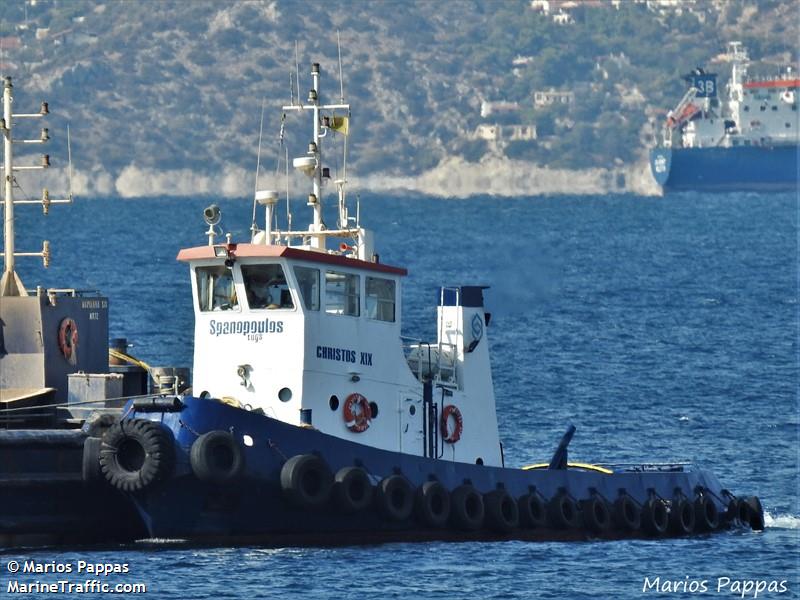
[613,495,641,531]
[744,496,765,531]
[484,489,519,533]
[735,498,751,525]
[82,436,102,483]
[731,497,749,527]
[547,493,579,529]
[724,498,742,524]
[642,498,669,536]
[694,495,719,532]
[280,454,333,509]
[376,474,414,521]
[99,419,175,492]
[415,481,451,528]
[333,466,373,513]
[518,493,547,529]
[190,430,245,484]
[450,485,485,531]
[581,496,611,533]
[669,498,695,535]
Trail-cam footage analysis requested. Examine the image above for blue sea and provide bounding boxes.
[3,192,798,599]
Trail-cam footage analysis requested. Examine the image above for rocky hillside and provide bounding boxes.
[1,0,797,197]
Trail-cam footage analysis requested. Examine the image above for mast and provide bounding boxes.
[0,77,70,297]
[728,41,749,103]
[283,63,349,250]
[1,77,24,296]
[311,63,323,237]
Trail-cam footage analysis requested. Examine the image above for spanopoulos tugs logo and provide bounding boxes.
[209,318,284,337]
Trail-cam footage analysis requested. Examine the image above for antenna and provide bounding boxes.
[337,34,348,210]
[285,145,291,235]
[251,98,266,235]
[337,30,345,103]
[66,124,74,202]
[294,41,301,107]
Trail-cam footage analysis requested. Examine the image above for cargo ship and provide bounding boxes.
[650,42,798,192]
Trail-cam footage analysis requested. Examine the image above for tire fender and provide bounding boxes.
[280,454,333,509]
[99,419,175,493]
[190,430,245,484]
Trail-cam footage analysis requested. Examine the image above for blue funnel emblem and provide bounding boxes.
[471,313,484,343]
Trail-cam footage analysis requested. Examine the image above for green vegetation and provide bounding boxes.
[0,0,796,187]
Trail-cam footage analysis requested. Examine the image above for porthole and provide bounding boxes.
[476,458,484,466]
[409,405,416,416]
[242,435,254,447]
[278,387,292,402]
[329,395,339,411]
[369,401,379,418]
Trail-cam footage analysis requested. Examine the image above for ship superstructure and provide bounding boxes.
[180,62,503,467]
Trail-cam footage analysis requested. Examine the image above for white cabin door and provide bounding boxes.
[398,393,424,456]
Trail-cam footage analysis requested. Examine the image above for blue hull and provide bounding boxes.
[122,397,756,543]
[650,146,799,192]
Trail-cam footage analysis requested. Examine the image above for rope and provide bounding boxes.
[0,393,154,414]
[267,438,288,462]
[108,348,152,374]
[179,418,201,438]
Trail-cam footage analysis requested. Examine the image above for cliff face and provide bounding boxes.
[1,0,797,198]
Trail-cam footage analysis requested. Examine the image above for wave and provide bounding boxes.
[764,511,800,529]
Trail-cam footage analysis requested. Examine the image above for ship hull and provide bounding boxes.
[117,397,759,544]
[650,145,799,192]
[0,430,145,546]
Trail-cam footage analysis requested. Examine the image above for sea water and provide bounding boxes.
[2,192,797,599]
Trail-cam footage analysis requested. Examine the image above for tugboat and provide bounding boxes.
[90,62,764,544]
[0,77,182,546]
[650,42,799,192]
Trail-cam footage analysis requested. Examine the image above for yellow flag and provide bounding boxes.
[330,116,349,136]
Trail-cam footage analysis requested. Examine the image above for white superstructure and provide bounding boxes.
[178,63,503,467]
[663,42,799,149]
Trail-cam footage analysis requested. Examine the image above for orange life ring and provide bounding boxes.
[343,393,371,433]
[441,404,463,444]
[58,317,79,361]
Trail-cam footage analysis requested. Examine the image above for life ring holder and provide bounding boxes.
[58,317,79,361]
[343,393,371,433]
[440,404,463,444]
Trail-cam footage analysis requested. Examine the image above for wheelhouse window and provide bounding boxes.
[325,271,359,316]
[241,264,294,310]
[366,277,396,322]
[196,265,239,312]
[293,266,320,311]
